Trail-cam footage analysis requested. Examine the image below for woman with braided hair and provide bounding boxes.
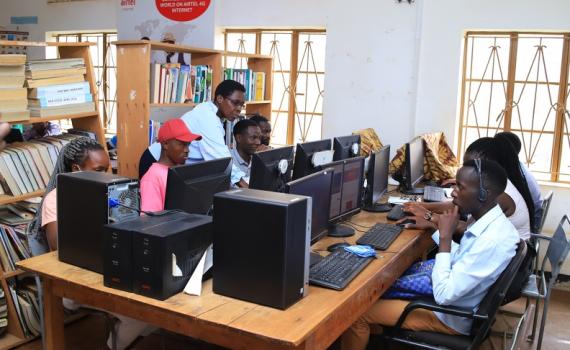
[29,136,109,252]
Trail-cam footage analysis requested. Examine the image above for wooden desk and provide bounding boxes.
[17,211,434,350]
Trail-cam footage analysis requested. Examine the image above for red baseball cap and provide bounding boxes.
[158,119,202,143]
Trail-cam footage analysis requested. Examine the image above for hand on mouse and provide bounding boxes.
[396,215,437,230]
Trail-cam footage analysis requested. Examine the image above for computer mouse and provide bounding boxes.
[397,219,416,227]
[327,242,350,252]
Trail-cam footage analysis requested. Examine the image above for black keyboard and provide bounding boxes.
[356,223,403,250]
[387,204,405,221]
[309,249,373,290]
[423,186,447,202]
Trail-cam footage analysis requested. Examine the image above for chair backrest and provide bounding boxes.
[537,191,554,234]
[540,215,570,282]
[470,240,527,338]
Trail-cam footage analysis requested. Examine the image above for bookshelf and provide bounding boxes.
[0,40,105,349]
[113,40,273,178]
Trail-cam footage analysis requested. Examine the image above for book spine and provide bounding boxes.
[33,93,92,107]
[31,81,90,97]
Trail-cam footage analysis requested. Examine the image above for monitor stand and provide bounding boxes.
[326,223,355,237]
[401,186,424,195]
[362,202,392,213]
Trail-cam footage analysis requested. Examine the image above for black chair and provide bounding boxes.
[372,239,527,350]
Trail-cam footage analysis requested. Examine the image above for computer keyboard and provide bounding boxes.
[356,223,403,250]
[309,249,373,290]
[387,204,405,221]
[423,186,447,202]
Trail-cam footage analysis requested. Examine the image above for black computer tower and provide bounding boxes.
[133,212,212,300]
[57,171,139,273]
[212,189,310,310]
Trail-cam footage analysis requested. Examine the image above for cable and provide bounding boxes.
[348,220,373,229]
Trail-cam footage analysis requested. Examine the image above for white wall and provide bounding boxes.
[0,0,116,58]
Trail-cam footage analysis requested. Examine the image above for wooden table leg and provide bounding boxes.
[42,278,65,350]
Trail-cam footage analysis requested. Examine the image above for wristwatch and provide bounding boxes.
[424,210,433,222]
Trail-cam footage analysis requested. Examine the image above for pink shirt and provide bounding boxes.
[41,189,57,227]
[140,162,169,212]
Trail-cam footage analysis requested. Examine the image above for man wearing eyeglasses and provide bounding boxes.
[181,79,249,187]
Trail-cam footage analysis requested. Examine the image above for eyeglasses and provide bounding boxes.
[225,97,245,108]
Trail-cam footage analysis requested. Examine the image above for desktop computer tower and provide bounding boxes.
[57,171,139,273]
[212,189,310,310]
[104,211,213,300]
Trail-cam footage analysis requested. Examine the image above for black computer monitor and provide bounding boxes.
[165,157,232,214]
[402,138,425,195]
[249,146,294,192]
[292,139,332,180]
[325,156,365,237]
[363,145,391,212]
[333,134,361,161]
[285,169,333,244]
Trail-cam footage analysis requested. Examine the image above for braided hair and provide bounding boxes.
[28,137,105,249]
[465,137,536,230]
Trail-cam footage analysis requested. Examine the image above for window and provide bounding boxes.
[458,31,570,183]
[224,29,326,147]
[53,32,118,134]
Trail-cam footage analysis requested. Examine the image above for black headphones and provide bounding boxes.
[474,158,488,202]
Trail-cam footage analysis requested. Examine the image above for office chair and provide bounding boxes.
[531,191,554,272]
[522,215,570,350]
[371,240,527,350]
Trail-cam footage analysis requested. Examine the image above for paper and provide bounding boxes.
[183,244,213,296]
[172,253,183,277]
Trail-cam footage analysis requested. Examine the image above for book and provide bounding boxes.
[0,99,27,110]
[0,75,25,88]
[29,101,95,118]
[28,81,90,98]
[0,110,29,122]
[0,155,21,196]
[28,93,92,108]
[0,54,26,66]
[2,150,30,194]
[0,65,24,76]
[26,58,84,71]
[25,74,85,88]
[0,88,26,100]
[25,67,86,80]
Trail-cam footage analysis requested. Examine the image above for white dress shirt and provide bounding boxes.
[181,101,245,185]
[520,162,543,231]
[431,205,519,335]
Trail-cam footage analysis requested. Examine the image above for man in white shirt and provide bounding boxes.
[341,159,520,350]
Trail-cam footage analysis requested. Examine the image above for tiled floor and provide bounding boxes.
[13,289,570,350]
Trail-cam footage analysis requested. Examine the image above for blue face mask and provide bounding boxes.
[344,245,377,258]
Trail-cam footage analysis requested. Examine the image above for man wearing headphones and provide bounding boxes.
[341,159,520,350]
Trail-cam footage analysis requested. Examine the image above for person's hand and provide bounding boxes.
[437,205,459,252]
[236,178,249,188]
[396,215,437,230]
[440,178,457,187]
[0,122,10,151]
[402,202,429,216]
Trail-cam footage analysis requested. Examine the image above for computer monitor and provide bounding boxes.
[285,169,333,244]
[402,138,425,195]
[363,145,391,212]
[325,156,365,237]
[292,139,332,180]
[165,157,232,214]
[333,134,361,161]
[249,146,294,192]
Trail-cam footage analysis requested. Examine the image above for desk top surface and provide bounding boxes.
[18,209,434,349]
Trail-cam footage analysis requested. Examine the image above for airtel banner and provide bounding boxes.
[155,0,211,22]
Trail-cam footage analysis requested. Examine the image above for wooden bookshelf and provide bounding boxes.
[113,40,274,178]
[0,40,105,347]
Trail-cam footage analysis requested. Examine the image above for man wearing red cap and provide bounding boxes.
[140,119,201,212]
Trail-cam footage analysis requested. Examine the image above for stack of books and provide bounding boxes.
[0,54,29,122]
[9,278,40,337]
[0,289,6,336]
[0,133,81,197]
[25,58,95,118]
[150,63,213,104]
[224,68,266,101]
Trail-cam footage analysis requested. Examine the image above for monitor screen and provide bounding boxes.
[327,161,345,219]
[324,156,365,221]
[333,134,361,161]
[285,169,333,244]
[292,139,331,180]
[365,145,390,206]
[405,138,424,189]
[249,146,295,192]
[165,157,232,214]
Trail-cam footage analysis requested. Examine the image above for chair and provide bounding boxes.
[372,240,527,350]
[532,191,554,273]
[523,215,570,350]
